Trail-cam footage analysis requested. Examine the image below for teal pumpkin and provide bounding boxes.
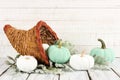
[90,39,115,65]
[48,41,71,64]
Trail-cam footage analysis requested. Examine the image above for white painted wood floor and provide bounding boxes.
[0,58,120,80]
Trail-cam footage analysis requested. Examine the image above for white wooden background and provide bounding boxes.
[0,0,120,57]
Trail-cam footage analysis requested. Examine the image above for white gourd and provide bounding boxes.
[42,44,49,50]
[16,55,38,73]
[69,50,94,70]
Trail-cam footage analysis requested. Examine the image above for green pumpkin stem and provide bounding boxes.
[58,41,62,48]
[98,39,106,49]
[55,39,62,45]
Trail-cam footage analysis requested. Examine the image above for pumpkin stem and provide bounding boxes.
[55,39,62,45]
[98,39,106,49]
[81,50,86,57]
[58,40,62,48]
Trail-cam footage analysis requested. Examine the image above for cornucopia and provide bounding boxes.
[4,21,59,66]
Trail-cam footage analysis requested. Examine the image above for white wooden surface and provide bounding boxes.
[88,69,120,80]
[0,58,10,76]
[60,72,89,80]
[0,69,28,80]
[27,74,58,80]
[0,58,120,80]
[110,58,120,77]
[0,0,120,57]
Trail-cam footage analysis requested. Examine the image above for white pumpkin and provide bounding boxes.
[42,44,49,50]
[69,50,94,70]
[16,55,38,72]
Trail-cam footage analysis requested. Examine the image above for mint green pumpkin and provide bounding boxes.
[90,39,115,65]
[48,41,71,64]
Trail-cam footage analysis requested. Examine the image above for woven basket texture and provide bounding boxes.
[4,21,59,65]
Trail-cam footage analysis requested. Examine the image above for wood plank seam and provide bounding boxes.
[0,65,11,76]
[0,7,120,9]
[26,73,31,80]
[111,68,120,78]
[57,74,60,80]
[87,70,92,80]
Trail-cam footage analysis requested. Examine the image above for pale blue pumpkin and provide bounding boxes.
[90,39,115,65]
[48,41,71,64]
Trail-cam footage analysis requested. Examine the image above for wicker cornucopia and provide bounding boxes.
[4,21,59,66]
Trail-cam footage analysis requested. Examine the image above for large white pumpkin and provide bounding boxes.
[42,44,49,50]
[69,53,94,70]
[16,55,38,73]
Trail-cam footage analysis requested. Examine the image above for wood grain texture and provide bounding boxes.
[88,69,120,80]
[0,0,120,8]
[0,58,11,76]
[1,9,120,21]
[27,74,58,80]
[0,58,119,80]
[60,72,90,80]
[0,0,120,57]
[110,58,120,77]
[0,68,29,80]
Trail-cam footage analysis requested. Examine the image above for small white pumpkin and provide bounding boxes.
[42,44,49,50]
[16,55,38,73]
[69,50,94,70]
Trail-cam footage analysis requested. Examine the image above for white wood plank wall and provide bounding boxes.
[0,0,120,57]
